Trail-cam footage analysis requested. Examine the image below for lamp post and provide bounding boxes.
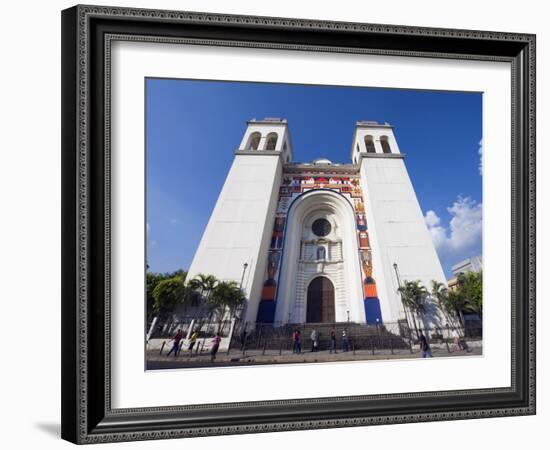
[393,262,401,288]
[235,262,248,323]
[239,262,248,290]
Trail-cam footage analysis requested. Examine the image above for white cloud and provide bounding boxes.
[424,196,482,272]
[424,210,440,228]
[478,138,483,176]
[169,218,178,225]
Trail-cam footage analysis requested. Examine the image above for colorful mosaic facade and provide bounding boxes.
[256,175,383,324]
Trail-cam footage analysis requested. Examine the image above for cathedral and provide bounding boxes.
[186,118,446,327]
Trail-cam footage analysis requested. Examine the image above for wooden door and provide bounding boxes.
[306,276,335,323]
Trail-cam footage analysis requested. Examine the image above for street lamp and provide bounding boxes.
[234,262,249,323]
[393,262,401,288]
[239,262,249,289]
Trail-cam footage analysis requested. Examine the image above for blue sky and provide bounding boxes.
[146,78,482,279]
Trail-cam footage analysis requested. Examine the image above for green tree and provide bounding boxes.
[146,270,187,318]
[209,281,246,317]
[430,280,456,329]
[188,274,217,301]
[446,289,468,327]
[397,280,427,339]
[146,272,163,317]
[457,271,483,319]
[152,276,186,316]
[208,281,246,333]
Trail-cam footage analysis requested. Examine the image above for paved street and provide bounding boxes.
[146,344,482,370]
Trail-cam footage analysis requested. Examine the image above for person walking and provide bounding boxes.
[166,328,183,357]
[452,329,464,351]
[187,330,199,355]
[210,333,222,362]
[310,329,318,352]
[342,329,349,352]
[329,329,337,354]
[292,330,298,354]
[296,330,302,354]
[419,331,433,358]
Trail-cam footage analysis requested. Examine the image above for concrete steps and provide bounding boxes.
[234,322,411,351]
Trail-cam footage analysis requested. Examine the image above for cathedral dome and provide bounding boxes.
[312,158,332,165]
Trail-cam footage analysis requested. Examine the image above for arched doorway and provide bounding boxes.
[306,276,335,323]
[274,189,365,324]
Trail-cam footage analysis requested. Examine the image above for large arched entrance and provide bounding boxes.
[274,189,365,324]
[306,276,335,323]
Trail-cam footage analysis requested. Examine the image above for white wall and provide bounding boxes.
[187,153,282,322]
[1,1,546,449]
[360,156,447,325]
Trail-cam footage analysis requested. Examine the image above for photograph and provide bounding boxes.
[144,78,484,370]
[57,3,536,443]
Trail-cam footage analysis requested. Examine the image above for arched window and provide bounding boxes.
[316,246,326,260]
[364,135,376,153]
[266,133,278,150]
[247,132,261,151]
[380,136,392,154]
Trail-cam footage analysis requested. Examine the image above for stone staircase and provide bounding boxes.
[234,322,411,352]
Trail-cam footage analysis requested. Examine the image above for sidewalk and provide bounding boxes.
[146,345,482,370]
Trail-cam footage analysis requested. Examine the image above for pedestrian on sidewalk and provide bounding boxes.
[295,330,302,354]
[452,328,461,350]
[458,334,471,352]
[188,330,199,355]
[329,329,337,354]
[342,329,349,352]
[292,330,298,354]
[210,333,221,362]
[419,331,433,358]
[166,328,183,357]
[310,329,318,352]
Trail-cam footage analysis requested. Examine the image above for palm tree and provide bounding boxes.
[209,281,246,333]
[430,280,455,330]
[458,271,483,320]
[446,290,468,328]
[188,274,218,306]
[397,280,427,339]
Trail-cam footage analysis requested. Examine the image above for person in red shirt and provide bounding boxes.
[166,328,183,357]
[210,334,222,362]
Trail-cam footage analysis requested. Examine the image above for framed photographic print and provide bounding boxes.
[61,4,536,444]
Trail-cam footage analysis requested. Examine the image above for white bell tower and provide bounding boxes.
[186,118,292,323]
[352,121,447,326]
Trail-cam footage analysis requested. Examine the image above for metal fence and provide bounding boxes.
[230,320,481,354]
[149,317,482,357]
[147,317,236,340]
